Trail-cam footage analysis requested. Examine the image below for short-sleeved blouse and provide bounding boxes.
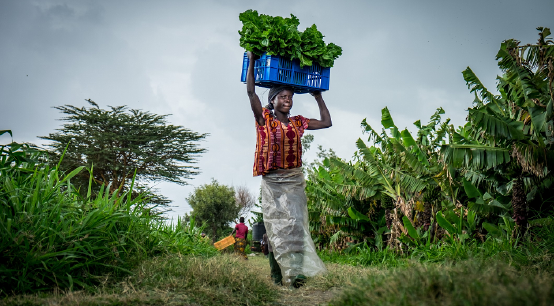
[253,108,310,176]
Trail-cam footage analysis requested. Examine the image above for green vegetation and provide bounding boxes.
[0,137,216,295]
[41,100,208,210]
[187,179,240,243]
[319,219,554,305]
[319,219,554,268]
[239,9,342,67]
[306,27,554,257]
[330,260,554,306]
[1,255,278,306]
[2,27,554,306]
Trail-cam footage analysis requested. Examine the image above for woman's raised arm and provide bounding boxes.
[246,52,265,126]
[307,92,332,130]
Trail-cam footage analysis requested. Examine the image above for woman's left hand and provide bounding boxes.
[310,91,322,99]
[307,91,332,130]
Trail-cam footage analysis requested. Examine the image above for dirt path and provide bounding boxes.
[2,254,370,306]
[270,287,341,306]
[246,253,346,306]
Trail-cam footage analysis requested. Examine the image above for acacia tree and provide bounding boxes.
[187,180,240,242]
[41,100,208,207]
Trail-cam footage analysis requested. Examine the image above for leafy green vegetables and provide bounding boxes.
[238,9,342,68]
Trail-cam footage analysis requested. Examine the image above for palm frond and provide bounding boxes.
[512,142,552,178]
[462,67,505,115]
[361,118,384,145]
[442,144,511,169]
[468,108,525,140]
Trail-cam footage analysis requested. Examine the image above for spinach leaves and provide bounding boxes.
[238,10,342,68]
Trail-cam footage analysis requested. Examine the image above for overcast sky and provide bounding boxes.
[1,0,552,221]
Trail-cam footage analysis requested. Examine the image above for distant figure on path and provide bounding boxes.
[231,217,248,259]
[245,51,330,287]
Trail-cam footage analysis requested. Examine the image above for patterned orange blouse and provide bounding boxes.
[253,108,310,176]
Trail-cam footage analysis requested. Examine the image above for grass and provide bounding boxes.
[3,141,554,305]
[0,143,217,295]
[2,246,554,305]
[317,223,554,305]
[329,260,554,306]
[1,254,278,306]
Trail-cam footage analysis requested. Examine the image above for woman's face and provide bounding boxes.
[272,89,294,113]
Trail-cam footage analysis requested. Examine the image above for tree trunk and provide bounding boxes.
[421,200,432,232]
[387,197,408,250]
[512,177,527,237]
[385,209,393,229]
[212,225,218,244]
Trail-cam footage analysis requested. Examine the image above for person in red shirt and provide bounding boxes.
[231,217,248,259]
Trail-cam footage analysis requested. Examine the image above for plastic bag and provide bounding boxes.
[261,168,326,284]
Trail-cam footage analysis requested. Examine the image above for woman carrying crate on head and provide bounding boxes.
[245,51,331,287]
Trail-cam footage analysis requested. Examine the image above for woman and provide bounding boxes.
[231,217,248,260]
[246,51,331,287]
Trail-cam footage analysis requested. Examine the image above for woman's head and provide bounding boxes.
[267,85,294,114]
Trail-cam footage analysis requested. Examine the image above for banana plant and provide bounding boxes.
[442,27,554,230]
[399,216,433,247]
[435,206,478,244]
[482,215,515,242]
[462,178,509,215]
[306,105,453,250]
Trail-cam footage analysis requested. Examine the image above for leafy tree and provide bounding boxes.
[187,180,240,242]
[40,100,208,209]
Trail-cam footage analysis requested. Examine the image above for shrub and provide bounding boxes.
[0,140,216,294]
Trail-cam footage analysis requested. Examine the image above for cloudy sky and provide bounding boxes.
[1,0,552,220]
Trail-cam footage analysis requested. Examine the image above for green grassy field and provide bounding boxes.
[2,139,553,305]
[2,250,553,306]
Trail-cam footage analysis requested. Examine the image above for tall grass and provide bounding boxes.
[0,141,216,295]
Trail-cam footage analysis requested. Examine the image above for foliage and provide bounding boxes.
[320,214,554,271]
[440,27,554,236]
[0,136,216,294]
[187,179,240,242]
[306,27,554,253]
[249,202,264,226]
[40,100,208,210]
[238,9,342,67]
[306,106,450,250]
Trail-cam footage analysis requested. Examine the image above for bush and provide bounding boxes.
[0,141,216,294]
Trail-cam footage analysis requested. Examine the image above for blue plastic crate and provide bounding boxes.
[240,52,330,94]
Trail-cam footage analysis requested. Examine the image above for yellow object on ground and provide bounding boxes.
[214,236,235,250]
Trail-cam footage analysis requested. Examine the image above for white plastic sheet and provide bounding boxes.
[261,168,326,284]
